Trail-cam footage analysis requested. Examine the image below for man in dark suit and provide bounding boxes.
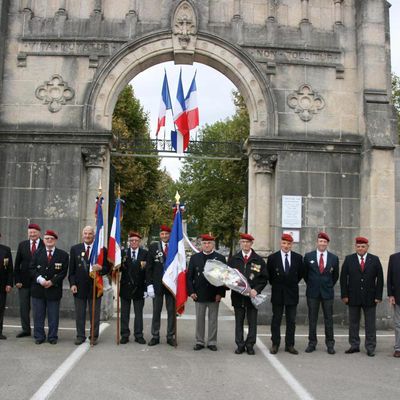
[0,233,13,340]
[267,233,303,355]
[340,236,383,357]
[303,232,339,354]
[187,234,226,351]
[14,223,44,338]
[29,230,68,344]
[388,251,400,358]
[146,225,175,346]
[228,233,268,355]
[68,225,109,345]
[120,231,148,344]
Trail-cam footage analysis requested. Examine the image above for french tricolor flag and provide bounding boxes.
[185,72,199,132]
[162,203,188,315]
[172,69,189,153]
[156,70,172,135]
[107,198,122,270]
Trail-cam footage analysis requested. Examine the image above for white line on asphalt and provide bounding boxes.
[4,324,76,331]
[256,333,395,337]
[29,322,109,400]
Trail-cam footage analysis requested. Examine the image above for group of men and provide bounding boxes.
[0,224,400,359]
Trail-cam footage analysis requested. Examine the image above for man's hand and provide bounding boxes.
[215,294,222,302]
[342,297,349,304]
[250,289,257,298]
[147,284,155,299]
[43,280,53,289]
[190,293,198,301]
[389,296,396,305]
[15,283,23,289]
[5,285,11,293]
[70,285,78,294]
[92,263,102,272]
[375,299,381,304]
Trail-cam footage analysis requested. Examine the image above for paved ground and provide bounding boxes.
[1,299,399,400]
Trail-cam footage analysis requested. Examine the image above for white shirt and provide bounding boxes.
[317,250,327,266]
[281,250,291,267]
[242,250,252,259]
[357,253,368,264]
[84,243,92,257]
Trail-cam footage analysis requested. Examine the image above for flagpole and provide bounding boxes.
[174,191,180,348]
[116,184,121,346]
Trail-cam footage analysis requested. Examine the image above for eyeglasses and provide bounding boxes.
[128,239,140,242]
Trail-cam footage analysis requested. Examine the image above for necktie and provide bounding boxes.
[360,256,365,272]
[132,250,136,261]
[85,245,90,258]
[47,250,52,263]
[319,253,324,274]
[31,241,36,255]
[285,253,290,274]
[243,254,249,264]
[164,243,168,257]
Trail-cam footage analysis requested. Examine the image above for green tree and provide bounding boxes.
[392,73,400,135]
[178,91,249,256]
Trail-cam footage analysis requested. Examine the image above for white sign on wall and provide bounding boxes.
[282,195,302,228]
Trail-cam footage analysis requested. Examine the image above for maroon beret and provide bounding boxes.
[160,225,171,233]
[28,223,41,231]
[44,230,58,239]
[318,232,330,242]
[281,233,294,242]
[240,233,254,241]
[128,231,142,239]
[200,234,215,241]
[355,236,368,244]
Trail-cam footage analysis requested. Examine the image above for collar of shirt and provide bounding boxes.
[46,247,55,253]
[30,239,37,246]
[242,250,252,259]
[357,253,368,263]
[84,243,92,252]
[281,250,291,265]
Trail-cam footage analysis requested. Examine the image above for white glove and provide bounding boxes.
[37,276,46,286]
[143,292,148,299]
[147,284,155,298]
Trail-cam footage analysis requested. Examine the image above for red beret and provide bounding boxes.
[200,234,215,241]
[240,233,254,241]
[355,236,368,244]
[318,232,330,242]
[128,231,142,239]
[28,223,41,231]
[160,225,171,233]
[281,233,293,242]
[44,230,58,239]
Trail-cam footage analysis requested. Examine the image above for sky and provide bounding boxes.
[131,2,400,181]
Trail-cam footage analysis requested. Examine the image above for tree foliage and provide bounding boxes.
[392,73,400,135]
[178,91,249,256]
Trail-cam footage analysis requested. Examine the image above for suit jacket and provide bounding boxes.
[187,251,226,303]
[120,247,148,301]
[14,239,44,287]
[303,250,339,300]
[146,241,168,296]
[340,253,384,306]
[0,244,13,290]
[267,250,303,305]
[228,249,268,308]
[30,247,69,301]
[388,252,400,305]
[68,243,109,299]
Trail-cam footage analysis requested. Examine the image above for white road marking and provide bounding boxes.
[29,322,109,400]
[4,324,76,331]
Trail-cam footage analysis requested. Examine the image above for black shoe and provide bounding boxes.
[367,350,375,357]
[327,347,336,355]
[0,334,7,340]
[246,346,255,355]
[148,337,160,346]
[345,347,360,354]
[208,345,218,351]
[305,345,316,353]
[285,346,299,355]
[193,344,205,351]
[74,338,85,345]
[270,345,279,354]
[135,337,146,344]
[48,339,57,345]
[120,337,129,344]
[16,331,31,338]
[234,346,245,354]
[167,338,176,347]
[35,339,45,345]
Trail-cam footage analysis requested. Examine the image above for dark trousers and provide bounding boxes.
[18,287,31,333]
[271,303,297,347]
[151,291,175,339]
[348,305,377,352]
[307,297,334,349]
[234,306,258,348]
[0,290,7,334]
[32,297,60,341]
[120,297,145,339]
[74,296,101,340]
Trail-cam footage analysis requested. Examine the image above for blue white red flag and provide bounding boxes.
[162,205,188,314]
[185,72,199,132]
[156,70,172,135]
[172,69,189,153]
[107,198,122,270]
[90,197,105,297]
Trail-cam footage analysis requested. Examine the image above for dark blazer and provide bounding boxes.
[0,244,13,290]
[68,243,109,299]
[267,250,303,306]
[340,252,384,306]
[146,241,168,295]
[30,247,69,301]
[388,252,400,305]
[120,247,148,301]
[228,249,268,308]
[14,239,44,287]
[303,250,339,300]
[187,251,226,303]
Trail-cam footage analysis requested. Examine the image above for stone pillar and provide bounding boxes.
[93,0,102,14]
[334,0,343,25]
[248,152,277,257]
[300,0,309,22]
[232,0,243,44]
[267,0,278,21]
